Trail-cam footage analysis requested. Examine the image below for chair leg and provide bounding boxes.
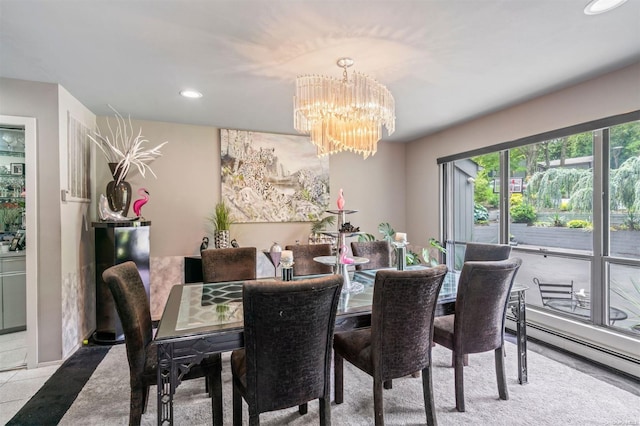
[373,377,385,426]
[211,368,223,426]
[141,385,150,414]
[454,352,465,412]
[450,351,469,367]
[129,385,145,426]
[334,352,344,404]
[422,365,437,426]
[495,346,509,401]
[298,403,308,415]
[232,382,242,426]
[249,414,260,426]
[319,397,331,426]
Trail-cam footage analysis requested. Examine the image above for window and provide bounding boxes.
[67,113,91,201]
[441,112,640,336]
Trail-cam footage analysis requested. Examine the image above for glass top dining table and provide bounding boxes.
[154,267,528,425]
[156,267,459,341]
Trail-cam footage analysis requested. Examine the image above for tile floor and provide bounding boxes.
[0,331,27,371]
[0,331,61,424]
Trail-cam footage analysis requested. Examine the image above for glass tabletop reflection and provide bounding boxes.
[156,267,461,341]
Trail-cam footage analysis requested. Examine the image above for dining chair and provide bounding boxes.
[463,242,512,262]
[102,261,223,426]
[284,243,333,276]
[350,240,391,270]
[333,265,448,426]
[201,247,257,283]
[230,274,343,425]
[433,258,522,412]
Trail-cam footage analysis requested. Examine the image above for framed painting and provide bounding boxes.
[220,129,330,223]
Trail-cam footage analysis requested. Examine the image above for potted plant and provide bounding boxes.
[309,215,336,244]
[422,238,447,267]
[209,201,234,248]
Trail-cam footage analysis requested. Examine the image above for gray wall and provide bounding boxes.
[0,77,63,363]
[93,119,407,257]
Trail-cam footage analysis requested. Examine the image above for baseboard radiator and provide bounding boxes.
[506,315,640,380]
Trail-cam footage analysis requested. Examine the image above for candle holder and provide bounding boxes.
[281,265,294,281]
[280,253,294,281]
[392,241,408,271]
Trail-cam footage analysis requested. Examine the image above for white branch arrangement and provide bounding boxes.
[87,105,168,185]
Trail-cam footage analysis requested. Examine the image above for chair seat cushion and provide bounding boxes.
[333,328,373,375]
[433,314,454,350]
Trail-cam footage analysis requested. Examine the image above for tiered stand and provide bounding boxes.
[314,209,368,293]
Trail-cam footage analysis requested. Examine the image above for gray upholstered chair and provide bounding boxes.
[333,265,448,426]
[350,240,391,271]
[433,258,522,412]
[231,274,344,425]
[201,247,257,283]
[102,261,223,426]
[463,242,512,262]
[284,243,333,276]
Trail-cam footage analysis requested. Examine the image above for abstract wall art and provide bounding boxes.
[220,129,330,223]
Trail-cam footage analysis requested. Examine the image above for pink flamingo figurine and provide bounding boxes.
[337,188,345,210]
[339,244,355,264]
[133,188,150,217]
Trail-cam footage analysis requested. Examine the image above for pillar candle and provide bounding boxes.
[281,250,293,261]
[395,232,407,242]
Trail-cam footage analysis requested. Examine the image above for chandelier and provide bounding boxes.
[293,57,395,159]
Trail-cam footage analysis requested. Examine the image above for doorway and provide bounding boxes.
[0,115,37,370]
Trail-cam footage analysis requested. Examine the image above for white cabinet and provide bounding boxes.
[0,254,26,333]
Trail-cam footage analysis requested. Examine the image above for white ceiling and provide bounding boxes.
[1,0,639,142]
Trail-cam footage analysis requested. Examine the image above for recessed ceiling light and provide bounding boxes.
[180,89,203,99]
[584,0,628,15]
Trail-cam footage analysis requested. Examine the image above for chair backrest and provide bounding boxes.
[463,242,512,262]
[201,247,257,283]
[454,258,522,355]
[351,240,391,271]
[242,274,343,413]
[284,244,333,276]
[533,277,574,306]
[101,261,152,375]
[370,265,448,381]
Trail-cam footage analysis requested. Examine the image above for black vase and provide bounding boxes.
[106,163,132,217]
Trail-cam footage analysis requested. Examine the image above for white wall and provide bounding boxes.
[406,61,640,247]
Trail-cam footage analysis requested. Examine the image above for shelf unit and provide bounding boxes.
[0,149,26,233]
[319,209,368,293]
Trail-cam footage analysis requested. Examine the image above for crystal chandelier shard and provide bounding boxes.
[293,57,395,159]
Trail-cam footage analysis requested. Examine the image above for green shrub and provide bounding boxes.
[567,219,591,229]
[510,203,536,224]
[551,213,566,227]
[510,193,523,207]
[474,204,489,223]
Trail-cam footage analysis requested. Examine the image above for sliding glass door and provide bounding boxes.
[441,114,640,336]
[607,121,640,333]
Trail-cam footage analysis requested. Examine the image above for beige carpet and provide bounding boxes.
[60,342,639,425]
